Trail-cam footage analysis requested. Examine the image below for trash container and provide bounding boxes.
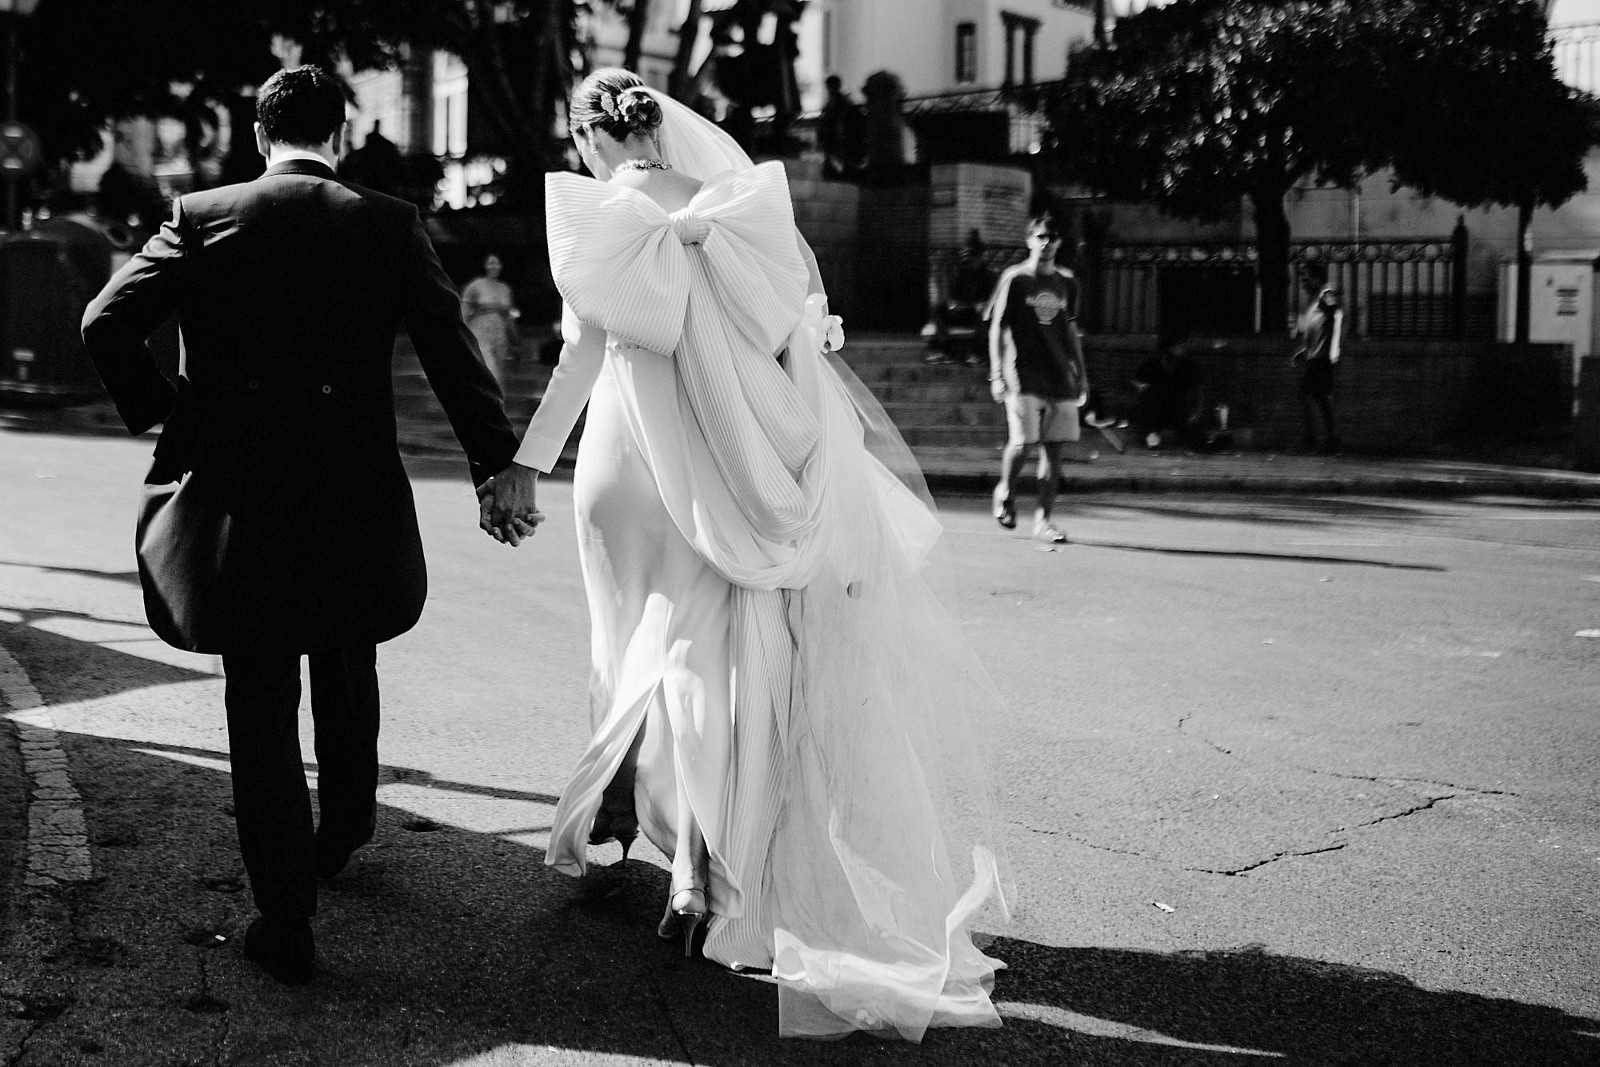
[0,219,112,400]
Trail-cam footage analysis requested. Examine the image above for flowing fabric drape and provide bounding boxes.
[541,164,1010,1040]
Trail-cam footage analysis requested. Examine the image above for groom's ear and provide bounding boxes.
[253,123,271,160]
[330,122,347,159]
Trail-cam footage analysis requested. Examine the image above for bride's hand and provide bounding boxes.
[478,464,544,546]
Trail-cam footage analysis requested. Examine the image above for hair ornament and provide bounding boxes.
[617,87,661,132]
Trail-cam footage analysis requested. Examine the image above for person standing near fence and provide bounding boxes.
[1291,264,1344,455]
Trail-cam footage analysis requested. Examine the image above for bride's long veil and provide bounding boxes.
[645,87,1014,1041]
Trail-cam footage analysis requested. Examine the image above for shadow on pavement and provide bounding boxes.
[6,728,1596,1066]
[0,563,143,587]
[1071,539,1449,571]
[4,618,1597,1065]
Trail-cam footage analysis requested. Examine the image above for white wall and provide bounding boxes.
[800,0,1090,106]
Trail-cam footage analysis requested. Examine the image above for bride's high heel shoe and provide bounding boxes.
[657,887,706,957]
[588,808,639,864]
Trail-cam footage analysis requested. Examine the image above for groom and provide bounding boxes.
[81,66,531,984]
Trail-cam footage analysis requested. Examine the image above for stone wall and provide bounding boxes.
[1577,356,1600,472]
[928,162,1032,251]
[1083,335,1573,453]
[854,181,931,330]
[784,158,862,323]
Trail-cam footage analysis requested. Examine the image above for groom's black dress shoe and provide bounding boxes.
[315,813,376,879]
[243,917,314,985]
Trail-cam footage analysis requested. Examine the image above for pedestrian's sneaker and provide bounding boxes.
[993,493,1017,530]
[1033,521,1068,544]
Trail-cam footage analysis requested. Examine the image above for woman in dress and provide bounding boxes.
[483,68,1010,1041]
[460,252,518,384]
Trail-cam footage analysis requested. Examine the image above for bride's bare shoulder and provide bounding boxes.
[613,169,704,211]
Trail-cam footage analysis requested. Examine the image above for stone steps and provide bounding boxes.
[388,330,1017,462]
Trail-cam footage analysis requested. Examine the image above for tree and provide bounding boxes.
[21,0,455,168]
[1042,0,1597,336]
[1365,0,1598,342]
[18,0,578,207]
[454,1,583,203]
[668,0,705,101]
[614,0,652,73]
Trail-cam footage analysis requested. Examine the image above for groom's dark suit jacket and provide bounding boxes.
[82,158,518,653]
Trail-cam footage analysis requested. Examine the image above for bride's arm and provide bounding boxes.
[512,302,607,473]
[796,230,826,299]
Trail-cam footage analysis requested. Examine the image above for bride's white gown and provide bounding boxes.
[513,163,1008,1040]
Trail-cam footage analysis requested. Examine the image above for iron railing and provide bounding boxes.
[1088,228,1468,339]
[926,223,1470,342]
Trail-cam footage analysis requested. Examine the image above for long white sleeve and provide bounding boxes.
[513,304,607,472]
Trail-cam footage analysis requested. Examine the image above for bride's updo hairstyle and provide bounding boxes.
[568,68,664,140]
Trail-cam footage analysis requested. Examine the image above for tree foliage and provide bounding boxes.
[20,0,580,205]
[1043,0,1598,332]
[21,0,455,164]
[1371,0,1596,211]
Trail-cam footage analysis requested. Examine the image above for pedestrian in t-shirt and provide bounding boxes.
[988,213,1088,544]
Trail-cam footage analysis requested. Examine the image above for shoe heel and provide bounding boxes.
[679,909,704,958]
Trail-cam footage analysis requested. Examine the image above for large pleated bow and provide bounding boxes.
[545,164,819,545]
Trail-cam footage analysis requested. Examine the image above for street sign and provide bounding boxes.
[0,121,40,180]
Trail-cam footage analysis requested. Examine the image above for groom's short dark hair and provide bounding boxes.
[257,66,346,147]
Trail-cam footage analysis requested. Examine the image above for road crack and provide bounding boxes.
[1013,822,1157,860]
[1305,767,1517,797]
[1352,794,1458,828]
[646,971,697,1065]
[1186,842,1349,877]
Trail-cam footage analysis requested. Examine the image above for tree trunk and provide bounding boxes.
[1515,197,1533,346]
[668,0,703,101]
[624,0,651,72]
[1251,184,1292,335]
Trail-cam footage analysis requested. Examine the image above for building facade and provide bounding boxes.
[804,0,1092,104]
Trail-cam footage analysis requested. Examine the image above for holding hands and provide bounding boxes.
[477,462,545,546]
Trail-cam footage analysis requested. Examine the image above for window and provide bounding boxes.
[1001,12,1040,88]
[955,22,977,84]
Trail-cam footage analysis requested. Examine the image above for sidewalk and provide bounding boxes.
[8,398,1600,500]
[909,443,1600,499]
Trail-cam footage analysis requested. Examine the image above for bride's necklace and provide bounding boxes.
[613,158,671,173]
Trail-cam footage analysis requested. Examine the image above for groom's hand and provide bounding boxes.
[478,462,544,546]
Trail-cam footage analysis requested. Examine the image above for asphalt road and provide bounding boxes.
[1,427,1598,1066]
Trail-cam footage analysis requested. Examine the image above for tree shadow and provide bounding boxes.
[4,619,1595,1065]
[1069,539,1448,571]
[986,937,1598,1066]
[6,727,1596,1066]
[0,561,143,586]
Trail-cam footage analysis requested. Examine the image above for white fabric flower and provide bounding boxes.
[821,314,845,353]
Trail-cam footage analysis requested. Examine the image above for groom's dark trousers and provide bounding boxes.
[82,158,519,925]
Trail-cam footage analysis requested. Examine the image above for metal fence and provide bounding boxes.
[1087,226,1469,339]
[926,223,1470,342]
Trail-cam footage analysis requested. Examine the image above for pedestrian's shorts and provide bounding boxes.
[1300,358,1335,398]
[1005,393,1080,446]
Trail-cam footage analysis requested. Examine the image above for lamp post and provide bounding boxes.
[0,0,41,232]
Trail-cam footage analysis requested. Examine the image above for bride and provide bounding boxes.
[481,68,1010,1041]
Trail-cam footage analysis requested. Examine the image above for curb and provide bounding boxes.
[921,471,1600,499]
[0,643,94,887]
